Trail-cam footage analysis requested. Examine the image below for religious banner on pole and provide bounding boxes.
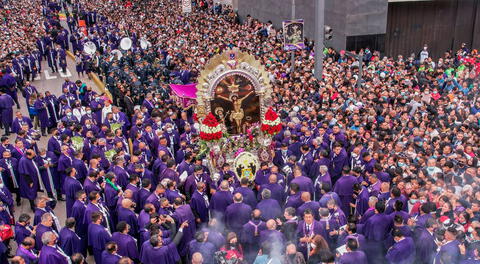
[282,19,305,51]
[182,0,192,13]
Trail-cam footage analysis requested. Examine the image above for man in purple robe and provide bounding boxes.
[225,193,252,235]
[83,191,113,233]
[330,143,349,183]
[258,174,284,205]
[296,209,327,258]
[35,213,57,251]
[88,211,112,264]
[59,217,82,256]
[296,192,321,220]
[190,182,209,225]
[233,177,257,209]
[188,231,216,264]
[159,159,179,183]
[434,227,461,264]
[111,221,139,262]
[209,180,233,221]
[117,199,139,237]
[415,218,437,264]
[38,231,70,264]
[256,189,282,221]
[83,171,102,196]
[241,209,267,263]
[333,167,358,215]
[63,167,83,217]
[291,169,314,196]
[137,178,152,211]
[57,145,73,194]
[15,213,34,246]
[16,237,38,264]
[101,242,122,264]
[337,238,368,264]
[352,183,370,217]
[140,221,188,264]
[110,157,130,189]
[285,184,304,210]
[71,190,88,255]
[0,91,15,136]
[254,162,271,187]
[259,219,286,256]
[386,228,416,264]
[145,183,166,212]
[363,201,391,263]
[172,197,196,258]
[18,149,43,211]
[184,165,212,200]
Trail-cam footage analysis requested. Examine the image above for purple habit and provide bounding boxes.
[225,202,252,234]
[256,198,282,221]
[209,190,233,221]
[172,204,196,257]
[140,241,179,264]
[38,245,69,264]
[111,232,139,260]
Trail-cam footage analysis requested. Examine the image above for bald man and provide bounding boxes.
[117,199,139,237]
[192,252,203,264]
[296,192,320,220]
[225,193,252,234]
[259,219,286,257]
[258,174,285,205]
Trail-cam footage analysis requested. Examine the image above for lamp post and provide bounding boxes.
[291,0,296,72]
[314,0,324,80]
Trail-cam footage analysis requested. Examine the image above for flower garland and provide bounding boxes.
[199,112,223,141]
[261,107,282,135]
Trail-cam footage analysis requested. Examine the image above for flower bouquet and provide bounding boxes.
[110,123,123,133]
[71,136,84,152]
[261,107,282,135]
[199,112,223,141]
[104,149,117,162]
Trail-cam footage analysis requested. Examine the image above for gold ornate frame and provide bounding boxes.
[195,48,273,121]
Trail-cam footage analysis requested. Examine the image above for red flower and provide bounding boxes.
[264,107,279,121]
[202,112,220,127]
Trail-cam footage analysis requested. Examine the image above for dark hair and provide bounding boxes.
[346,238,358,251]
[116,221,128,233]
[375,201,386,213]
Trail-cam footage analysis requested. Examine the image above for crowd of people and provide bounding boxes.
[0,0,479,263]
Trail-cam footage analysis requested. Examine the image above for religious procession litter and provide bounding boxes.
[0,0,479,263]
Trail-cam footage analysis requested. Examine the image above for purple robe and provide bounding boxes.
[241,219,267,263]
[172,204,196,257]
[14,223,33,246]
[386,237,416,264]
[83,178,101,196]
[101,251,122,264]
[190,190,209,223]
[209,190,233,221]
[333,175,357,215]
[256,198,282,221]
[338,250,368,264]
[296,201,321,220]
[38,245,69,264]
[291,176,314,195]
[415,228,437,264]
[285,192,303,209]
[117,207,139,237]
[354,187,370,217]
[140,241,180,264]
[225,203,252,234]
[111,232,139,260]
[59,227,82,256]
[296,220,328,257]
[434,240,461,264]
[258,183,284,205]
[63,176,83,217]
[187,240,216,264]
[18,156,41,200]
[88,223,112,264]
[233,186,257,209]
[35,224,55,251]
[16,246,38,264]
